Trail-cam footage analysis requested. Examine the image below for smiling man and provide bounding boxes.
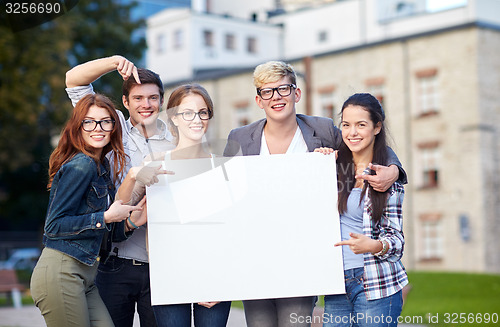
[65,55,174,327]
[224,60,407,327]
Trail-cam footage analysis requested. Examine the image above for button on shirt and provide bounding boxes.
[66,84,175,262]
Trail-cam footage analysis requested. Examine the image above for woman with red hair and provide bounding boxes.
[31,93,146,327]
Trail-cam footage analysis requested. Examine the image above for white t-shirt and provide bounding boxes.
[260,126,308,155]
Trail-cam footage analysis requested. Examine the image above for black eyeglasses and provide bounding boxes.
[81,119,115,132]
[175,110,213,121]
[257,84,296,100]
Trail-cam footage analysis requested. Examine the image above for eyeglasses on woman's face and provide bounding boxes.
[174,110,212,121]
[257,84,296,100]
[81,119,115,132]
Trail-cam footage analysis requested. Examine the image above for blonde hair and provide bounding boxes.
[253,61,297,88]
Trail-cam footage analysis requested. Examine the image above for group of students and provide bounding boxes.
[30,56,408,327]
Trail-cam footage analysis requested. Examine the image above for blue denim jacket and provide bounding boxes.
[43,152,128,266]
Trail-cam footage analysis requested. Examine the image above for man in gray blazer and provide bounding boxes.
[224,60,405,327]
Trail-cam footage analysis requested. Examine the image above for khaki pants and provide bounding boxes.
[30,247,114,327]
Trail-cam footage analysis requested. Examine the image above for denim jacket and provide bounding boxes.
[43,153,128,266]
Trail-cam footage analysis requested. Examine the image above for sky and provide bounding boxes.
[126,0,470,19]
[122,0,191,20]
[426,0,467,12]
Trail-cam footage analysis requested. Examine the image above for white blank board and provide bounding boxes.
[146,152,345,305]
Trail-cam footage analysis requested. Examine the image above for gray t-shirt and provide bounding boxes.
[340,188,365,270]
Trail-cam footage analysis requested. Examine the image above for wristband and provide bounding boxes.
[128,215,139,230]
[374,239,389,256]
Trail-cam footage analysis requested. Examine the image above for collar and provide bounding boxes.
[126,118,173,142]
[246,116,322,154]
[296,116,322,151]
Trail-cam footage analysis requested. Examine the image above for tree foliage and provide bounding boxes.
[65,0,146,100]
[0,0,146,230]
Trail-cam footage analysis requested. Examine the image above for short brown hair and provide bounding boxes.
[122,68,164,101]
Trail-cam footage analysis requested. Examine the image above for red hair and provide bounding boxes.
[48,93,127,189]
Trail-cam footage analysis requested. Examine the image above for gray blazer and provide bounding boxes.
[224,114,341,156]
[224,114,407,183]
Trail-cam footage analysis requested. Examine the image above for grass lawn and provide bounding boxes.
[400,271,500,326]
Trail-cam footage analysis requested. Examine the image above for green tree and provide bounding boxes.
[0,0,146,230]
[64,0,146,102]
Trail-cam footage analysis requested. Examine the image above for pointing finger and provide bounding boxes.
[127,204,143,212]
[335,240,352,247]
[157,169,175,175]
[354,173,373,181]
[132,66,141,84]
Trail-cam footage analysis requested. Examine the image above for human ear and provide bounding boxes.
[374,122,382,135]
[122,95,130,110]
[255,95,264,109]
[294,87,302,103]
[171,115,179,127]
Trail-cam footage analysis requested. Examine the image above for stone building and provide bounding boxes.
[153,0,500,273]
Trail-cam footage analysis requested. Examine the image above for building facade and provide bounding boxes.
[147,7,282,84]
[154,0,500,273]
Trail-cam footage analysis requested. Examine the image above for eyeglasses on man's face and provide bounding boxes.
[81,119,115,132]
[257,84,296,100]
[175,110,213,121]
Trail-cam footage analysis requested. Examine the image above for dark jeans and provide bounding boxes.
[153,302,231,327]
[96,256,157,327]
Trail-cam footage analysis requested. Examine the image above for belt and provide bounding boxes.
[109,255,148,266]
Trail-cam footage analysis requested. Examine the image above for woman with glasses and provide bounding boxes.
[30,93,148,327]
[151,83,232,327]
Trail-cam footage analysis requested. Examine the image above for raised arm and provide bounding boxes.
[65,55,139,88]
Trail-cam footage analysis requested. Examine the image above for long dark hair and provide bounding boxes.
[48,93,126,189]
[337,93,388,222]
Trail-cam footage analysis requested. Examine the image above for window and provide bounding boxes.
[319,93,335,119]
[225,33,235,50]
[317,86,336,121]
[173,29,184,49]
[203,30,214,47]
[233,101,251,127]
[156,33,166,54]
[247,37,257,54]
[318,30,328,43]
[396,1,415,15]
[418,141,440,188]
[416,68,439,116]
[420,213,443,260]
[365,77,385,109]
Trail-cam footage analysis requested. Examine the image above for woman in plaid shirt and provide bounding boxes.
[317,93,408,327]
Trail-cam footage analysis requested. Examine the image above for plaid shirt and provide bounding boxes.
[362,182,408,300]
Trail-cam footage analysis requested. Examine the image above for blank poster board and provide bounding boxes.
[146,152,345,305]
